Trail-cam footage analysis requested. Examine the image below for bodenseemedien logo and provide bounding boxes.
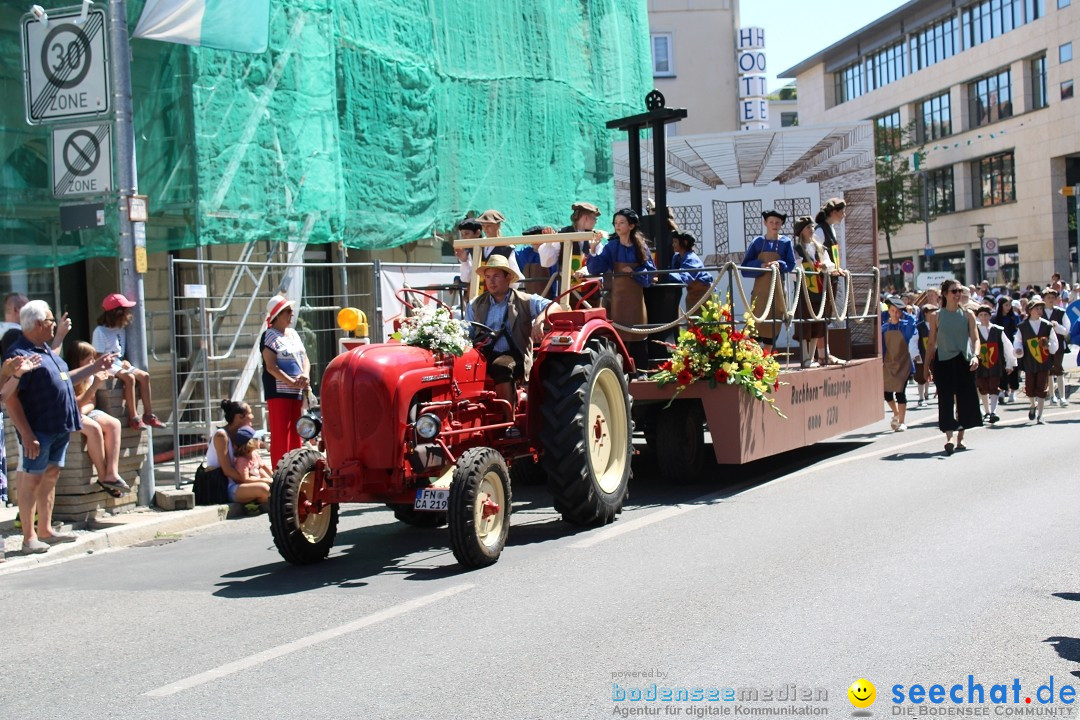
[849,678,877,709]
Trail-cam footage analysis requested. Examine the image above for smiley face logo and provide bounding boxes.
[848,678,876,708]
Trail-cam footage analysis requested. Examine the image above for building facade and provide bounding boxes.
[648,0,740,135]
[781,0,1079,287]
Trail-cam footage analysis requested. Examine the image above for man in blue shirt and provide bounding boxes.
[4,300,115,554]
[465,255,563,423]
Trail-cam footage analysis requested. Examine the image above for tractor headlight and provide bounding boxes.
[414,413,441,440]
[296,413,322,440]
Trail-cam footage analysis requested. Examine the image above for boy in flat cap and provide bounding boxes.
[740,210,795,348]
[974,303,1015,424]
[1013,295,1058,424]
[456,210,522,298]
[1041,287,1071,406]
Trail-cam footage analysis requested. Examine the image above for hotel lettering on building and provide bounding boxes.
[781,0,1079,286]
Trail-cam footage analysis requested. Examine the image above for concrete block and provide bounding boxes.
[155,489,195,511]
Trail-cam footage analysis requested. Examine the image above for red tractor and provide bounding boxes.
[268,287,634,569]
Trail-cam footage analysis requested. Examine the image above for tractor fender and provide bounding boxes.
[536,318,633,373]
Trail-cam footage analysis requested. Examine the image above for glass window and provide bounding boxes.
[1061,42,1073,62]
[968,69,1013,127]
[834,62,865,104]
[874,110,904,153]
[780,112,798,127]
[972,151,1016,207]
[866,41,907,91]
[1060,0,1071,8]
[1062,80,1075,99]
[918,92,952,142]
[962,0,1044,49]
[651,33,674,76]
[926,166,956,214]
[911,16,958,72]
[1031,55,1048,109]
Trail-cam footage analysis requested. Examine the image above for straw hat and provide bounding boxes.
[476,209,505,224]
[266,294,297,324]
[477,254,522,285]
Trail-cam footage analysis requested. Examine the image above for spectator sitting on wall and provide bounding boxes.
[4,300,116,554]
[67,341,130,498]
[92,293,165,430]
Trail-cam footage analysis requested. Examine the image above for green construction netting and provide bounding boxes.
[0,0,650,271]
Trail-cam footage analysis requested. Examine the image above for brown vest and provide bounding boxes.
[472,290,537,375]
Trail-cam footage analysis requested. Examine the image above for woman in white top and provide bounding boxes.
[204,399,270,505]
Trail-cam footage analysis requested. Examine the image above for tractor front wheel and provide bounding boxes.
[447,447,511,569]
[269,447,339,565]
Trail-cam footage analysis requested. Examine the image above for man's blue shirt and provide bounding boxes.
[4,334,81,434]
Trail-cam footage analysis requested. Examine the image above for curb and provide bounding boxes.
[0,505,228,576]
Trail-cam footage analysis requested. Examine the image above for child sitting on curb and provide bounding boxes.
[92,293,165,430]
[230,425,271,509]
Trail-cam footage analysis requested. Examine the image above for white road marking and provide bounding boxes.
[144,583,474,697]
[572,406,1080,547]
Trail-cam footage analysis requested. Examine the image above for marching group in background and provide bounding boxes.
[879,275,1075,455]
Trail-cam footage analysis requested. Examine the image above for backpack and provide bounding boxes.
[193,464,231,505]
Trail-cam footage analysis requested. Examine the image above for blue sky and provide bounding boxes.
[739,0,910,92]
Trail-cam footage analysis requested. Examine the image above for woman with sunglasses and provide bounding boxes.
[925,278,983,455]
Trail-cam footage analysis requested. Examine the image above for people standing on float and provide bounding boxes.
[791,216,833,367]
[1013,295,1059,424]
[740,210,795,349]
[813,198,849,364]
[1041,287,1071,406]
[670,232,713,315]
[586,208,656,373]
[974,304,1016,424]
[881,296,919,432]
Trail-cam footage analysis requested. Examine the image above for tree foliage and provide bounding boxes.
[875,120,926,290]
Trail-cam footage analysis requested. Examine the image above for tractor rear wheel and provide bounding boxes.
[540,340,632,525]
[387,504,448,527]
[269,447,339,565]
[448,447,511,569]
[655,400,706,484]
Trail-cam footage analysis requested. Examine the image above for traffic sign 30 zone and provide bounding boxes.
[52,124,112,197]
[22,8,110,123]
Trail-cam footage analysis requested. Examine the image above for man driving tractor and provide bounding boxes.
[464,255,564,424]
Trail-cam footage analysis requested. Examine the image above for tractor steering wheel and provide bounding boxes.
[394,287,450,312]
[468,321,498,348]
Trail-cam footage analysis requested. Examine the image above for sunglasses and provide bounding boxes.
[949,289,962,294]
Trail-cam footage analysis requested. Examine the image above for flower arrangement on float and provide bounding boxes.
[649,296,786,416]
[392,304,470,357]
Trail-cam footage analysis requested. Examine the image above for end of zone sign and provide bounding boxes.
[22,7,110,124]
[52,124,112,198]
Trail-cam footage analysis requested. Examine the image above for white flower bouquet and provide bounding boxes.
[392,304,470,357]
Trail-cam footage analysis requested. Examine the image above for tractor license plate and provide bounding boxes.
[414,488,449,511]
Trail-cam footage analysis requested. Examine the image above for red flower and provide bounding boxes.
[677,369,693,386]
[729,330,744,342]
[753,365,765,380]
[715,369,729,383]
[709,333,723,343]
[660,361,673,372]
[773,380,779,391]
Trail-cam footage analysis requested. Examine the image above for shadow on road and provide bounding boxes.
[1043,636,1080,679]
[880,451,947,461]
[212,440,874,597]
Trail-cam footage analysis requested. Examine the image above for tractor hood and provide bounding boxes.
[320,343,441,471]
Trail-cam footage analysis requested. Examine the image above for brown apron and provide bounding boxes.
[751,248,786,341]
[610,262,647,342]
[686,280,710,313]
[520,261,550,297]
[882,328,911,393]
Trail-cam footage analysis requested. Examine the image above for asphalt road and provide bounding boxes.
[3,394,1080,720]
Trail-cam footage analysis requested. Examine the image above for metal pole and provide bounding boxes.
[652,119,671,271]
[168,256,182,489]
[109,0,154,505]
[628,129,642,215]
[922,171,932,273]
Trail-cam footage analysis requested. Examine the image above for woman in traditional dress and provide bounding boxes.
[586,208,656,371]
[791,216,834,367]
[740,210,795,348]
[670,232,713,314]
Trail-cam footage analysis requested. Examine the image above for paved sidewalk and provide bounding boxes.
[0,504,228,575]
